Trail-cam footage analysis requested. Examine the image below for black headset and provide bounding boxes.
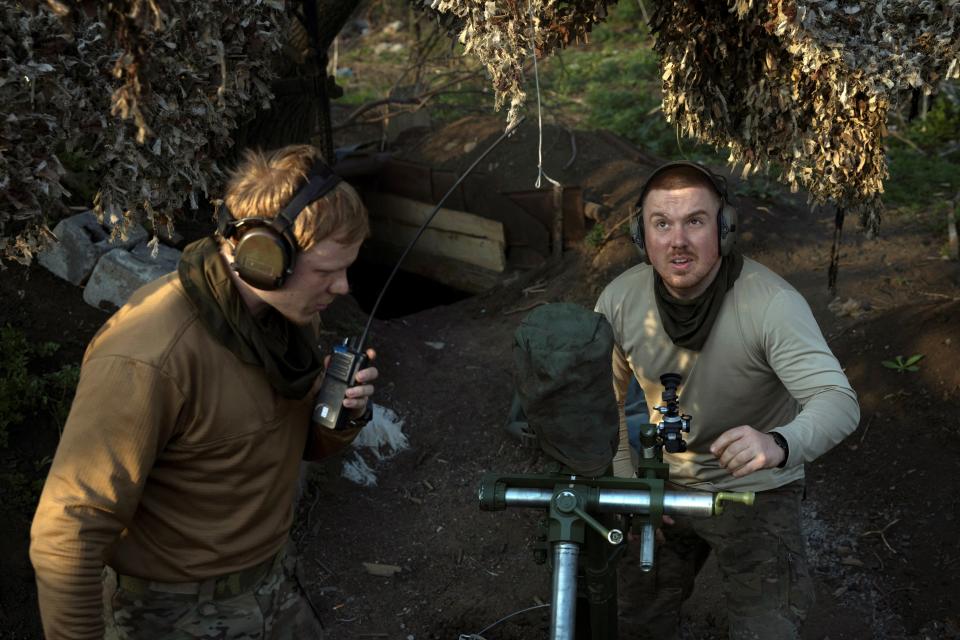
[629,161,737,264]
[217,160,342,290]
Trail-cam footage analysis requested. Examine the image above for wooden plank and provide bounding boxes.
[462,177,551,256]
[503,186,585,247]
[362,241,502,293]
[369,218,506,272]
[365,192,505,244]
[379,159,433,203]
[369,161,552,257]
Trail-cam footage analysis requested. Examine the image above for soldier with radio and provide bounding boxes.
[595,162,860,639]
[30,144,377,639]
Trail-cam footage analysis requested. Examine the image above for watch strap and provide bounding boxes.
[344,404,373,430]
[770,431,789,468]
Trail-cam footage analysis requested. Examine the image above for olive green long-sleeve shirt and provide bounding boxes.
[596,257,859,491]
[30,273,358,639]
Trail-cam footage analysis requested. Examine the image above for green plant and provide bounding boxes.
[42,363,81,434]
[0,326,80,447]
[885,151,959,214]
[898,95,960,152]
[0,326,45,447]
[881,353,925,373]
[735,173,782,202]
[539,18,717,163]
[586,222,605,248]
[0,465,48,512]
[885,88,960,218]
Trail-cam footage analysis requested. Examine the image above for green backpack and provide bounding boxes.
[511,302,619,477]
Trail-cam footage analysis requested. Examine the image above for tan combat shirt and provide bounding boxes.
[30,273,358,639]
[596,257,860,491]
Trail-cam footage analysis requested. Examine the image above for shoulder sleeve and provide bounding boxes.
[30,355,185,640]
[598,279,641,477]
[595,286,613,320]
[761,289,860,466]
[595,282,625,350]
[302,424,363,461]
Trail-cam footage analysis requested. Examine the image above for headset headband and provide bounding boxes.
[270,161,342,239]
[636,161,729,211]
[218,159,342,243]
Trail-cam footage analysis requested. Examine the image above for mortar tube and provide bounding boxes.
[503,487,555,507]
[595,489,715,517]
[551,542,580,640]
[639,523,655,572]
[502,488,717,517]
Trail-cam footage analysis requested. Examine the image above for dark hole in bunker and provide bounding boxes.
[348,254,472,320]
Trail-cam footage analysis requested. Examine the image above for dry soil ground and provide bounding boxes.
[2,117,959,639]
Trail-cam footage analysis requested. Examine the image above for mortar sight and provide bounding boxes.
[659,373,682,405]
[654,373,690,454]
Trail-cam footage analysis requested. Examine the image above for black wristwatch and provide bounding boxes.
[344,404,373,430]
[770,431,789,468]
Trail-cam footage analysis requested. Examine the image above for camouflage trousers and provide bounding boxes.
[618,480,814,640]
[102,548,323,639]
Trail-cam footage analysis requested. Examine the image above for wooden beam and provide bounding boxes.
[369,218,506,272]
[365,192,505,243]
[365,192,506,272]
[362,241,502,293]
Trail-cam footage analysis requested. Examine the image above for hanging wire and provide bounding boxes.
[527,0,561,189]
[458,603,551,639]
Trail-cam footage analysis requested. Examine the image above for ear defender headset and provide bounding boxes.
[217,159,342,291]
[628,161,738,264]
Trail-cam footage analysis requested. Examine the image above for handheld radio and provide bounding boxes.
[313,117,526,430]
[312,337,367,430]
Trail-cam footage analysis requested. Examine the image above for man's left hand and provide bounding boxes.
[323,348,378,418]
[710,425,785,478]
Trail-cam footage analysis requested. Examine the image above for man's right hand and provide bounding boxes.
[710,425,786,477]
[628,515,675,544]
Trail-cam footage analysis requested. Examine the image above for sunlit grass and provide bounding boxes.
[332,3,959,229]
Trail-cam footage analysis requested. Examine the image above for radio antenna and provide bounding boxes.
[314,117,526,432]
[356,116,526,349]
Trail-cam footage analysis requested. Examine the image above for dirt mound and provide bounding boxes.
[3,117,959,639]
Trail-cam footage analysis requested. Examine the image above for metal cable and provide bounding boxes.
[458,603,551,639]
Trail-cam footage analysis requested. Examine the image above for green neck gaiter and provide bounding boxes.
[178,237,323,399]
[653,252,744,352]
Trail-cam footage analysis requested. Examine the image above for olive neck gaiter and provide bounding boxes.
[178,237,323,399]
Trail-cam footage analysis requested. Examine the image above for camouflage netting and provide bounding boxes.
[436,0,960,234]
[0,1,284,263]
[656,0,960,234]
[425,0,614,127]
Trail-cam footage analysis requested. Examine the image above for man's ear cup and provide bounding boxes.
[232,226,295,291]
[718,203,737,257]
[629,210,650,264]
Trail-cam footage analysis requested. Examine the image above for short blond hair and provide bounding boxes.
[224,145,369,249]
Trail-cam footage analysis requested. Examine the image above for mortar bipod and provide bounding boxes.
[478,472,754,640]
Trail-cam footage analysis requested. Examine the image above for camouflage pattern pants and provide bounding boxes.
[618,480,814,640]
[103,549,323,639]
